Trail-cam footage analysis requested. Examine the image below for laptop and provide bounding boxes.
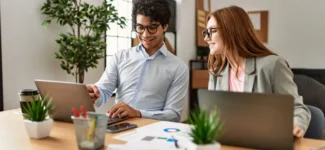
[197,90,294,150]
[35,80,127,124]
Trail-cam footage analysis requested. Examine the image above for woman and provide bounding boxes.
[203,5,311,138]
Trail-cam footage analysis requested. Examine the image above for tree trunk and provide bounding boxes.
[78,70,84,84]
[75,66,78,83]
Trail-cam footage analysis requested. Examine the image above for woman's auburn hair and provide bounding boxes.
[207,5,276,76]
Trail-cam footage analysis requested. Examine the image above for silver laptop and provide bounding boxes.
[35,80,96,123]
[35,80,128,124]
[197,90,294,150]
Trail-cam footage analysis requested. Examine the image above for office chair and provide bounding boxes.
[293,74,325,139]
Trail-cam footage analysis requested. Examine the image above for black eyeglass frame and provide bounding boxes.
[134,24,162,34]
[202,28,218,38]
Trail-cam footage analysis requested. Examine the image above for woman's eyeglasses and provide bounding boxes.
[202,28,218,38]
[135,24,161,34]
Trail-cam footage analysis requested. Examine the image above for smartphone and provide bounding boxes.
[107,116,128,126]
[106,123,137,133]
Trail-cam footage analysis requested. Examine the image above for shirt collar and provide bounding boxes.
[136,43,169,57]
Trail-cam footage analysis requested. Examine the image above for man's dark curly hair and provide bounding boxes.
[132,0,171,28]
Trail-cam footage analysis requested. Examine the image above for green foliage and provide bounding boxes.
[41,0,126,83]
[22,95,55,122]
[188,108,225,145]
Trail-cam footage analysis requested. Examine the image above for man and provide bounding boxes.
[86,0,189,122]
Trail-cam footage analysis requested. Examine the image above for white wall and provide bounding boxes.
[212,0,325,68]
[176,0,196,121]
[1,0,104,110]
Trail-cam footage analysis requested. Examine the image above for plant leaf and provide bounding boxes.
[188,107,225,144]
[22,92,55,122]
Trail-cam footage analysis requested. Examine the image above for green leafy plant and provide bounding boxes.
[188,108,225,145]
[41,0,126,83]
[22,95,55,122]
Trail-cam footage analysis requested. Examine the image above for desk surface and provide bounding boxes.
[0,109,324,150]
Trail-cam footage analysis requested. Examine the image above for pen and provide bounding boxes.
[72,108,80,117]
[80,106,87,118]
[310,144,325,150]
[172,136,179,149]
[87,115,97,141]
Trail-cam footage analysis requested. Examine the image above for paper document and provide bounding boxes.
[114,131,144,142]
[136,121,192,136]
[107,140,186,150]
[113,121,193,149]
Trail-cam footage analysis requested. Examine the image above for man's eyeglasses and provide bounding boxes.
[202,28,218,38]
[135,24,161,34]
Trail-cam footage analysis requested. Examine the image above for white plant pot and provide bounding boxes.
[187,141,221,150]
[24,118,53,139]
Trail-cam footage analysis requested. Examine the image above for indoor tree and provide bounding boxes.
[41,0,126,83]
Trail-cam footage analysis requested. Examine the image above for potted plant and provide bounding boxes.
[40,0,126,83]
[22,95,55,139]
[187,108,225,150]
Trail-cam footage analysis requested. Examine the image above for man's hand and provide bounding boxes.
[293,125,305,138]
[108,102,141,118]
[86,84,100,104]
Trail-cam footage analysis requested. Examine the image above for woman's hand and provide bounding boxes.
[293,125,305,138]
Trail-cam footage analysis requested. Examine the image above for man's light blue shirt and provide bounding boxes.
[95,44,189,122]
